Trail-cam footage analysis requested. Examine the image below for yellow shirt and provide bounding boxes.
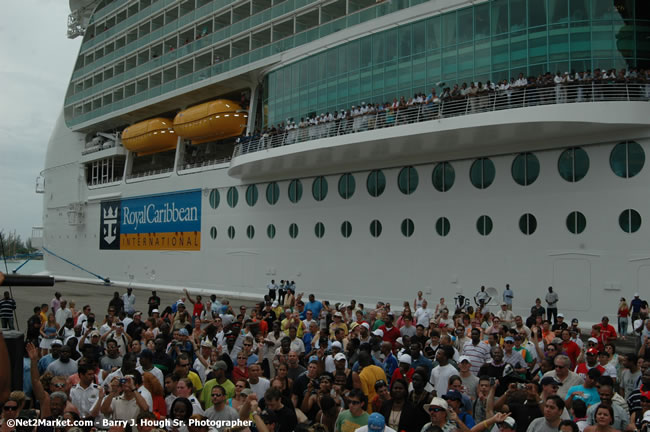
[329,322,348,339]
[281,318,305,338]
[359,365,386,413]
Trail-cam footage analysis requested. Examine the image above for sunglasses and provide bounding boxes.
[53,383,65,388]
[555,365,567,369]
[429,407,445,413]
[3,406,18,411]
[211,393,225,397]
[348,400,361,405]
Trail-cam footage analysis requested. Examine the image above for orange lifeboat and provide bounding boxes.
[173,99,247,145]
[122,118,177,155]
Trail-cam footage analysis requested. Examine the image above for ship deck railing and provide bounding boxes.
[181,157,232,170]
[232,83,650,158]
[82,141,119,155]
[126,167,174,179]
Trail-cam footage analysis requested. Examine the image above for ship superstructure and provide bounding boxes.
[41,0,650,321]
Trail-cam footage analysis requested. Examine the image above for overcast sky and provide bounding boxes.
[0,1,81,245]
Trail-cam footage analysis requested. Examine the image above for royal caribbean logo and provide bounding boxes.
[100,202,121,250]
[99,190,201,251]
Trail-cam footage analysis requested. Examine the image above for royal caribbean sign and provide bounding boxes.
[100,189,201,251]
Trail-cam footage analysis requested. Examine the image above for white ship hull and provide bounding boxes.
[42,101,650,323]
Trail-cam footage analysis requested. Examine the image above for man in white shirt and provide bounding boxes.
[429,346,457,396]
[474,286,491,308]
[122,288,136,315]
[248,363,270,399]
[302,310,317,329]
[415,300,433,327]
[55,299,72,327]
[70,363,104,420]
[496,304,515,328]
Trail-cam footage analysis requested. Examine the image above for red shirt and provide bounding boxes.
[193,303,204,318]
[561,340,581,367]
[391,367,414,385]
[597,324,617,342]
[379,325,401,346]
[574,362,605,380]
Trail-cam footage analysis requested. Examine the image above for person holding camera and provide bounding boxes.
[100,373,148,421]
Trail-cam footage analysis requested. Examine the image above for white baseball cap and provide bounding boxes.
[398,354,412,365]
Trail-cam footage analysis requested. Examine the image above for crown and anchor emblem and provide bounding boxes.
[102,205,118,244]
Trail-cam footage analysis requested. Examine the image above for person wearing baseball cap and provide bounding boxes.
[353,412,397,432]
[442,390,476,427]
[574,348,605,380]
[200,360,234,409]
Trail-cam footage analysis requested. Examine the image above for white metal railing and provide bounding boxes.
[82,140,120,155]
[181,157,232,170]
[232,83,650,158]
[126,166,174,179]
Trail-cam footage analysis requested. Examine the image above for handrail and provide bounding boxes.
[232,83,650,158]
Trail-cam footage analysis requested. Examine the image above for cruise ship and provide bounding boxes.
[39,0,650,322]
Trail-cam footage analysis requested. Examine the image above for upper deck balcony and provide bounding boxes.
[228,83,650,180]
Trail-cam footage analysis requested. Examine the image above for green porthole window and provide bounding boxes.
[267,224,276,239]
[314,222,325,238]
[312,176,328,201]
[610,141,645,178]
[398,166,419,195]
[338,173,356,199]
[246,185,258,206]
[289,223,299,238]
[246,225,255,239]
[266,182,280,205]
[227,226,235,239]
[227,187,238,208]
[470,158,495,189]
[401,218,415,237]
[209,189,220,209]
[367,170,386,197]
[432,162,455,192]
[566,211,586,234]
[288,179,303,203]
[477,215,493,236]
[558,147,589,182]
[511,152,540,186]
[518,213,537,235]
[210,227,217,239]
[370,220,382,238]
[436,217,450,237]
[619,209,641,233]
[341,221,352,238]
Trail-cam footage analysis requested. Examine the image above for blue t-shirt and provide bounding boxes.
[566,384,601,407]
[305,300,323,316]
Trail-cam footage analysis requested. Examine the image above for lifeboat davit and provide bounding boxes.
[122,118,177,155]
[173,99,247,145]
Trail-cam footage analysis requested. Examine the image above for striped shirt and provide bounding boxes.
[462,340,491,375]
[0,298,16,318]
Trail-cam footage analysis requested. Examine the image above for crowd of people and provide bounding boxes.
[236,67,650,153]
[3,274,650,432]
